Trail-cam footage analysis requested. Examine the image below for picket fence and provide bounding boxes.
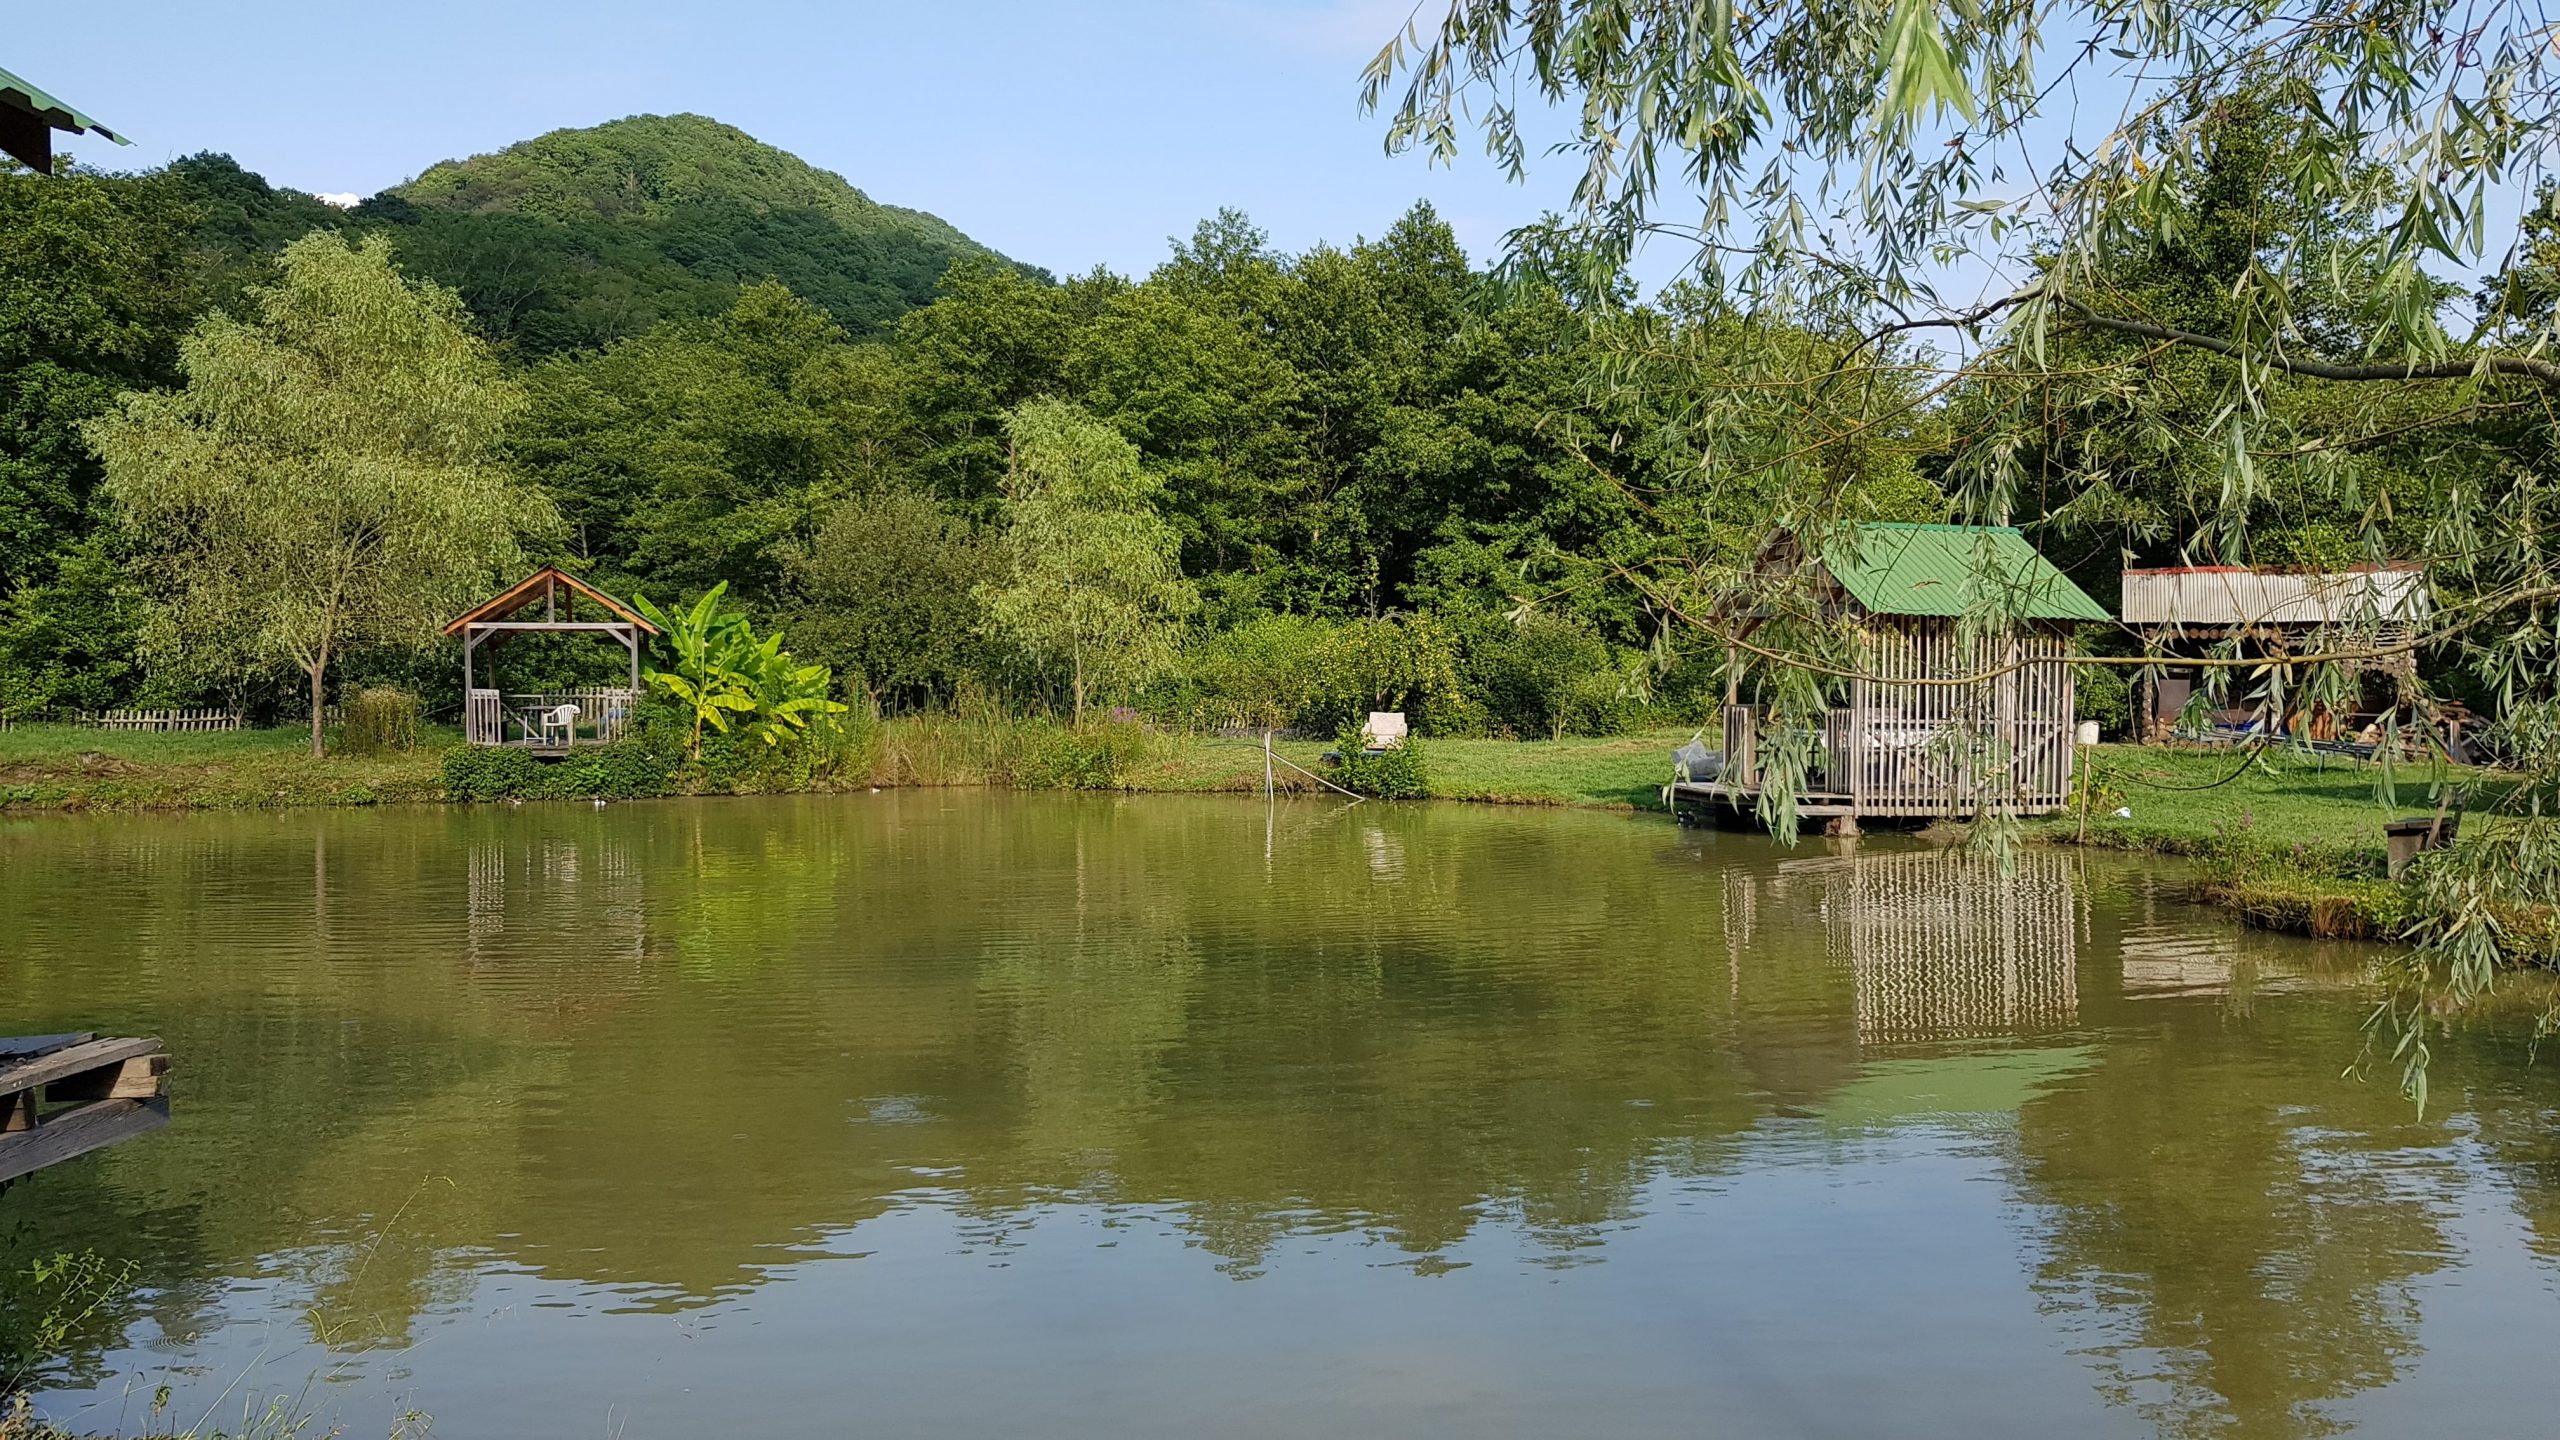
[82,708,243,732]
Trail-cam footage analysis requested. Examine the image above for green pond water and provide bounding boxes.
[4,792,2558,1438]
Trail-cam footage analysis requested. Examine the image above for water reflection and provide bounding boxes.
[2,799,2555,1437]
[1726,850,2081,1044]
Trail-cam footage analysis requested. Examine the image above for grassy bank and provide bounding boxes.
[2031,744,2490,945]
[0,724,452,811]
[3,719,2489,953]
[0,719,1692,815]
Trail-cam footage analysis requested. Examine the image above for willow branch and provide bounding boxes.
[2055,298,2560,389]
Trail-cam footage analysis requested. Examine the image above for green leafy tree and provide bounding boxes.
[893,257,1113,504]
[89,231,554,756]
[0,164,202,717]
[778,486,995,709]
[511,282,901,597]
[979,398,1198,725]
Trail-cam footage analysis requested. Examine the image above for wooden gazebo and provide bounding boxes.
[1677,524,2109,828]
[444,567,660,753]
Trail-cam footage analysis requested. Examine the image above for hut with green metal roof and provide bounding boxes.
[1681,523,2110,829]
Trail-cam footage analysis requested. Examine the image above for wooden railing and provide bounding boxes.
[464,688,637,748]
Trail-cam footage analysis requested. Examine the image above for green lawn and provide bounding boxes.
[0,722,450,810]
[2048,742,2486,858]
[1118,727,1690,809]
[0,718,2483,854]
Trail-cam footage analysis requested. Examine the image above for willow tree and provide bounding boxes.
[90,231,555,756]
[980,398,1198,726]
[1365,1,2560,1074]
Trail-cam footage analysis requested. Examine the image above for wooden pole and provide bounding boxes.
[2076,733,2093,843]
[1264,729,1274,801]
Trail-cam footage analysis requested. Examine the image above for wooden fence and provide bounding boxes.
[82,708,242,732]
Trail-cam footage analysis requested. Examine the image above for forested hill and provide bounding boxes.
[128,114,1019,358]
[361,114,1015,353]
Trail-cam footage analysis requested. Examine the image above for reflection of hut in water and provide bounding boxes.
[1823,851,2080,1043]
[1729,850,2082,1044]
[466,823,650,969]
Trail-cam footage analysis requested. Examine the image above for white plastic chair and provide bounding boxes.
[540,703,580,747]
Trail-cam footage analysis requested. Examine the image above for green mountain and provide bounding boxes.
[350,113,1023,354]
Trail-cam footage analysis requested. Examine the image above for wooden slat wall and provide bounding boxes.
[1716,622,2078,819]
[1723,704,1759,789]
[466,689,505,745]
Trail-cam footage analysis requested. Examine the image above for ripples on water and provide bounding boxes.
[5,793,2558,1438]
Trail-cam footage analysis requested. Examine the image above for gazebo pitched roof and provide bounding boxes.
[443,566,660,637]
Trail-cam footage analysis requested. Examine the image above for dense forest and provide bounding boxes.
[2,101,2543,743]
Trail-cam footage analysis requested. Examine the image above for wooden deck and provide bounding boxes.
[1670,780,2069,821]
[0,1033,170,1189]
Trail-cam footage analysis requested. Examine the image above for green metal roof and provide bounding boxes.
[1819,523,2109,622]
[0,62,128,143]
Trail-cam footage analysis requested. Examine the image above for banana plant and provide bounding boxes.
[735,627,848,746]
[633,583,755,759]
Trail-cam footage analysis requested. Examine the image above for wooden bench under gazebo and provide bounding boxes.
[445,567,660,754]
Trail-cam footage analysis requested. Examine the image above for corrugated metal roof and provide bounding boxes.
[1820,524,2110,622]
[0,64,127,143]
[2119,566,2428,628]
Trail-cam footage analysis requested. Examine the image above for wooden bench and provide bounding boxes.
[0,1033,170,1190]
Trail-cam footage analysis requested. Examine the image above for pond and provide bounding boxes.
[4,793,2558,1438]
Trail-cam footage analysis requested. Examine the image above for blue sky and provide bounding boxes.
[26,0,1583,279]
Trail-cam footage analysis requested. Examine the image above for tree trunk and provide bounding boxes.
[1072,647,1086,730]
[307,654,328,759]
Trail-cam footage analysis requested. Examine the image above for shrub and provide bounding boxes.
[337,686,422,755]
[1014,719,1154,789]
[439,726,683,802]
[1558,669,1641,738]
[2076,662,2132,737]
[1333,721,1430,799]
[1469,613,1625,738]
[1165,613,1332,731]
[440,744,546,801]
[1302,614,1471,736]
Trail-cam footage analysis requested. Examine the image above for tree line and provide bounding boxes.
[6,92,2548,760]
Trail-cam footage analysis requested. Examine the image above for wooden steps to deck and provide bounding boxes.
[0,1033,170,1188]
